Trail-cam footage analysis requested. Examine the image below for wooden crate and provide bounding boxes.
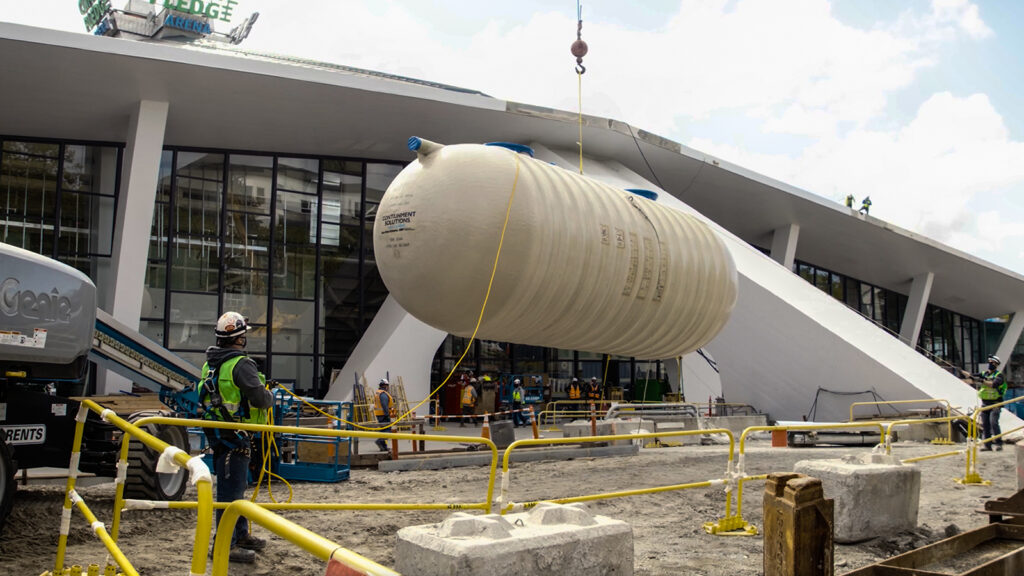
[296,440,349,464]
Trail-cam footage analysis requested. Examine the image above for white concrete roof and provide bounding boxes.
[2,22,1023,321]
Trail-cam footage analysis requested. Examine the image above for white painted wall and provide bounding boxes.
[325,295,447,405]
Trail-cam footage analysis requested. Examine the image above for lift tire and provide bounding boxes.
[123,411,190,502]
[0,440,15,533]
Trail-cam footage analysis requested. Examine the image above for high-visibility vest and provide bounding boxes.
[199,356,267,425]
[374,389,394,417]
[461,385,477,407]
[978,370,1005,401]
[512,389,522,403]
[568,383,581,399]
[586,383,601,400]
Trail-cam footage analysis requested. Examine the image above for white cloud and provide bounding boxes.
[930,0,994,40]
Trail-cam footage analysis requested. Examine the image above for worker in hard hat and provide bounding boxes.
[460,377,479,427]
[200,311,273,563]
[374,379,395,452]
[859,196,872,215]
[585,377,602,402]
[567,377,582,401]
[966,355,1007,451]
[511,379,527,427]
[845,194,854,208]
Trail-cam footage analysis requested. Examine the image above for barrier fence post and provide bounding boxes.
[590,403,597,436]
[530,406,539,439]
[482,414,491,440]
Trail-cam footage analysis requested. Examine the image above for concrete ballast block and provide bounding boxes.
[396,502,633,576]
[794,453,920,543]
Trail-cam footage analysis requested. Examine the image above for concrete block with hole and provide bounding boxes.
[562,419,655,446]
[794,452,920,543]
[395,502,633,576]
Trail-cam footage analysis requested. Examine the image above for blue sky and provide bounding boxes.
[7,0,1024,276]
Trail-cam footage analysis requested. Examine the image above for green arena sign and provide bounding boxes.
[148,0,241,23]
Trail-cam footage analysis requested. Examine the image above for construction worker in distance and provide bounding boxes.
[199,312,273,564]
[859,196,872,215]
[567,377,582,401]
[460,377,479,427]
[511,379,527,427]
[965,355,1007,451]
[845,194,854,208]
[585,376,602,402]
[373,379,395,452]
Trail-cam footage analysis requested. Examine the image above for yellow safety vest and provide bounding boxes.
[374,389,394,417]
[461,385,477,407]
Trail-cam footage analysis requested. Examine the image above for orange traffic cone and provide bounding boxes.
[481,414,490,440]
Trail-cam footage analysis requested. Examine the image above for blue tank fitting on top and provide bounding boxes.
[485,142,535,157]
[408,136,423,151]
[626,188,658,201]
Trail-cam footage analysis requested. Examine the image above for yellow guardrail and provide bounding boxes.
[729,422,887,536]
[850,398,957,444]
[496,428,757,534]
[211,500,399,576]
[55,399,215,576]
[116,416,498,526]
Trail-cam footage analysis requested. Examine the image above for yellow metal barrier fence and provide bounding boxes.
[211,500,399,576]
[54,399,215,576]
[496,429,757,535]
[850,398,957,444]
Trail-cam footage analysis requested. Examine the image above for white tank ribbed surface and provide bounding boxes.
[373,142,737,359]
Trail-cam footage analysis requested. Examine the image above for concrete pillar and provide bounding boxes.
[995,311,1024,368]
[100,100,168,395]
[770,223,799,270]
[899,271,933,347]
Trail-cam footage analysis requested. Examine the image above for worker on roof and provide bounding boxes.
[511,378,527,427]
[585,376,602,402]
[200,311,273,564]
[374,378,395,453]
[460,377,479,427]
[966,355,1007,451]
[845,194,854,208]
[567,377,582,401]
[858,196,872,215]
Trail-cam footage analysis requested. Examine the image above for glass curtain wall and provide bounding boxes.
[795,260,983,371]
[141,148,403,396]
[1,138,120,280]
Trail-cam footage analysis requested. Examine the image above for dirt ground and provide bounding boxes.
[2,439,1020,575]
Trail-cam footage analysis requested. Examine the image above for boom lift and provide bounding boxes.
[0,242,202,531]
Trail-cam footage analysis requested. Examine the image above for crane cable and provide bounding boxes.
[572,1,589,174]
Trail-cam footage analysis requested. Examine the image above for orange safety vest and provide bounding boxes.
[374,389,394,417]
[568,382,581,400]
[586,382,601,400]
[461,384,477,407]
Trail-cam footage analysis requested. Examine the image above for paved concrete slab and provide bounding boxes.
[396,502,633,576]
[794,452,920,543]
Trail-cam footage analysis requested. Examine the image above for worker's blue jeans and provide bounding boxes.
[213,447,250,546]
[512,404,526,426]
[376,416,392,451]
[980,401,1002,446]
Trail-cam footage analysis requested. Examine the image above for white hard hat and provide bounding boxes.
[514,379,521,384]
[572,377,578,382]
[988,355,1001,366]
[215,311,250,338]
[379,378,390,387]
[470,378,477,383]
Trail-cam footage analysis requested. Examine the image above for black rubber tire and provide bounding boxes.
[0,440,15,534]
[123,411,190,502]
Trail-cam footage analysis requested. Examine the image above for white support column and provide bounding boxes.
[899,271,934,347]
[769,223,799,270]
[995,311,1024,367]
[100,100,169,395]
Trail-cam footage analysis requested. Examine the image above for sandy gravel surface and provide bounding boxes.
[2,440,1019,575]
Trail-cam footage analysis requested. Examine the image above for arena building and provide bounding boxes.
[2,20,1022,423]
